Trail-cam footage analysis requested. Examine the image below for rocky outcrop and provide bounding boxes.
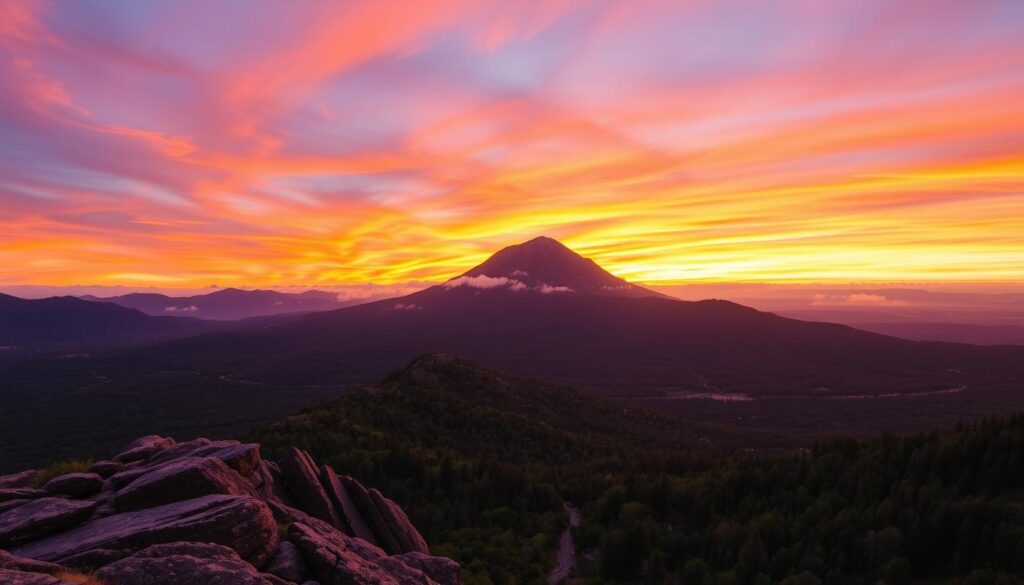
[0,498,98,547]
[42,473,102,498]
[265,540,308,583]
[0,436,458,585]
[111,456,257,510]
[394,552,461,585]
[0,471,39,490]
[115,435,175,464]
[95,542,291,585]
[12,495,278,567]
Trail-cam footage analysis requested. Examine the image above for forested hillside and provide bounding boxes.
[251,355,1024,584]
[581,417,1024,584]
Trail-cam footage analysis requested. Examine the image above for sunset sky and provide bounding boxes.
[1,0,1023,288]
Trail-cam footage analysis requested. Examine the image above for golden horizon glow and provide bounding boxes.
[1,1,1023,287]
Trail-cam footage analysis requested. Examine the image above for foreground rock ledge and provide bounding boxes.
[0,436,458,585]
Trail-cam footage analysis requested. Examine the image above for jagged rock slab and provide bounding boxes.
[112,456,256,511]
[0,569,75,585]
[370,488,429,555]
[109,439,261,490]
[266,461,295,506]
[0,488,45,503]
[96,542,291,585]
[10,494,277,568]
[0,550,63,575]
[279,447,343,529]
[0,470,39,490]
[394,552,460,585]
[289,520,438,585]
[115,435,175,464]
[321,467,378,546]
[340,476,404,554]
[0,498,98,547]
[43,473,103,498]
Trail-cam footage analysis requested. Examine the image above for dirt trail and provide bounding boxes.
[548,503,581,585]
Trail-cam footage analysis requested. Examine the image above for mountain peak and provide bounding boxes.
[449,236,663,298]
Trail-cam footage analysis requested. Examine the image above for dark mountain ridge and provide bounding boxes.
[0,293,209,352]
[3,236,1023,471]
[82,287,352,321]
[455,236,664,298]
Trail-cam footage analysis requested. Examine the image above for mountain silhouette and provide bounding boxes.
[3,236,1024,469]
[452,236,664,298]
[82,288,350,321]
[0,293,208,351]
[55,237,1024,396]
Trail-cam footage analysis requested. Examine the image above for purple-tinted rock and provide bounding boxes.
[340,476,402,553]
[288,521,437,585]
[43,473,103,498]
[10,495,278,569]
[394,552,460,585]
[0,488,45,503]
[0,550,63,575]
[266,461,295,506]
[96,542,291,585]
[321,467,377,546]
[250,460,276,501]
[0,569,71,585]
[369,488,429,555]
[115,435,175,464]
[59,547,128,569]
[0,499,32,514]
[112,456,256,511]
[0,470,39,490]
[87,461,120,478]
[109,440,261,490]
[0,497,98,547]
[265,540,307,583]
[278,448,343,529]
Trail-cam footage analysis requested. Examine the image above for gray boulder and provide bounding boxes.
[265,539,308,582]
[0,470,39,490]
[108,439,261,490]
[288,519,437,585]
[115,435,175,464]
[0,488,45,503]
[10,494,278,568]
[112,456,256,511]
[0,550,63,574]
[0,569,72,585]
[96,542,291,585]
[43,473,103,498]
[394,552,460,585]
[87,461,120,478]
[0,498,98,547]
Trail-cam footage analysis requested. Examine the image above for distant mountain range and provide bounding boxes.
[0,293,209,351]
[134,236,1024,397]
[2,236,1023,469]
[81,288,352,321]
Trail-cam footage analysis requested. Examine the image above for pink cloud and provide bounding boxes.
[812,293,910,307]
[444,275,527,290]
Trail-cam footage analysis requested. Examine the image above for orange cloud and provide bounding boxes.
[0,1,1022,287]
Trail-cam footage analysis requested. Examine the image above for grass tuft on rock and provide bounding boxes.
[33,458,93,488]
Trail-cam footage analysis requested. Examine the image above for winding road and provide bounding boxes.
[548,503,581,585]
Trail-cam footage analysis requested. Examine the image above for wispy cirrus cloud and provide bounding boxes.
[0,0,1022,287]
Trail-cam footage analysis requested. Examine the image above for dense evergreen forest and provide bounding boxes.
[250,355,1024,584]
